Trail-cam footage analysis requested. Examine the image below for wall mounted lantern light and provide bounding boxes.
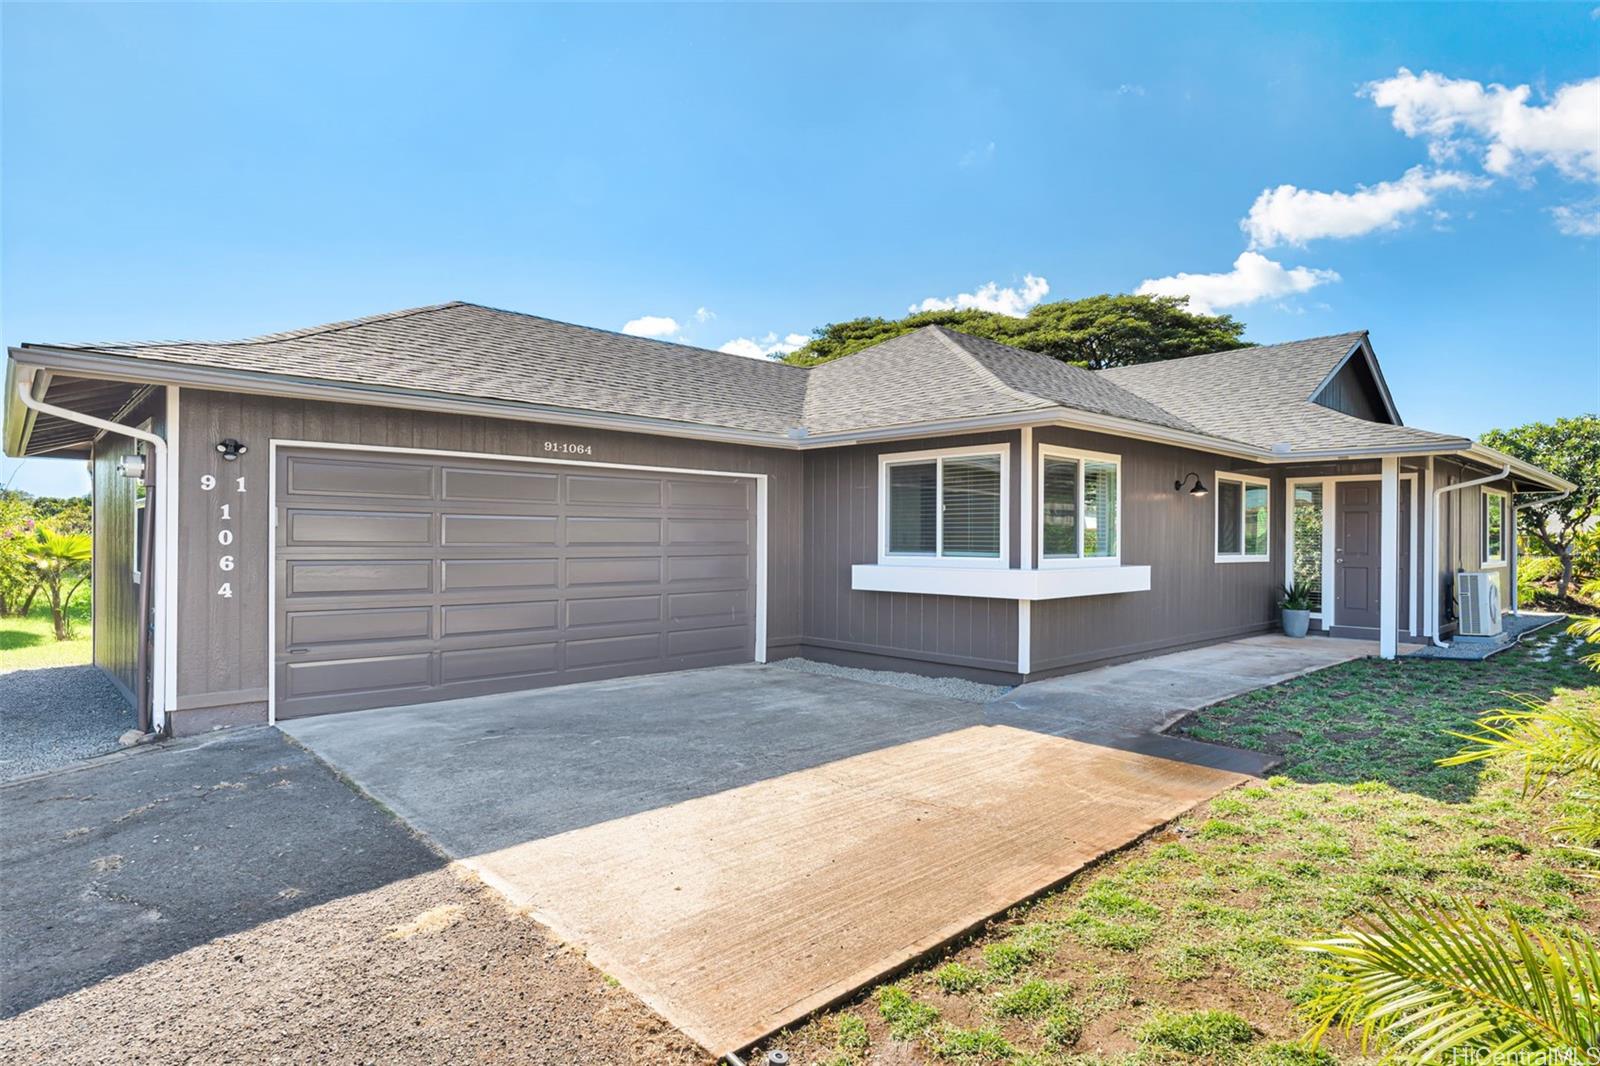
[215,438,248,462]
[1174,472,1209,496]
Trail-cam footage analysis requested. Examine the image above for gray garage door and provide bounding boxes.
[274,448,757,719]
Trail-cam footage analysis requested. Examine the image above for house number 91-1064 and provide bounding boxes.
[542,441,593,455]
[200,471,244,598]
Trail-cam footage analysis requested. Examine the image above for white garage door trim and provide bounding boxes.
[265,438,769,725]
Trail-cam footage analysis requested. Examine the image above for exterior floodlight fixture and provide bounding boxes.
[215,438,248,461]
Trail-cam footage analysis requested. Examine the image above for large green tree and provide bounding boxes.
[781,293,1251,369]
[1480,414,1600,600]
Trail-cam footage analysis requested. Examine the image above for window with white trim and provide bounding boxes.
[1483,489,1506,565]
[880,445,1008,566]
[1215,472,1270,562]
[1039,446,1120,564]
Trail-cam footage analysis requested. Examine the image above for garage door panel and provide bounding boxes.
[287,606,433,647]
[276,449,757,719]
[284,653,433,698]
[667,518,749,546]
[666,554,750,583]
[440,643,559,683]
[566,594,662,629]
[287,510,432,546]
[566,474,662,506]
[286,456,434,500]
[442,514,558,546]
[565,556,662,586]
[666,478,750,509]
[667,625,750,657]
[442,467,558,503]
[286,560,434,597]
[566,517,662,545]
[441,558,560,591]
[565,633,663,670]
[441,601,560,637]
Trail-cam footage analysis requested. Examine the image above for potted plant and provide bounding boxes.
[1279,581,1313,638]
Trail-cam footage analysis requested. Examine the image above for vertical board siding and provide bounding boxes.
[89,394,163,704]
[1027,426,1285,675]
[1432,458,1512,626]
[799,432,1020,673]
[175,390,803,720]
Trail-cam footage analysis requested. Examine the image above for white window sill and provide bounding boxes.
[1479,560,1507,569]
[852,563,1151,601]
[1215,555,1271,564]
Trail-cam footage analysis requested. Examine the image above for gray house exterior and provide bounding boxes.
[3,302,1572,736]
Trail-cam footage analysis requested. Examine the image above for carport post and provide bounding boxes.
[1379,456,1399,659]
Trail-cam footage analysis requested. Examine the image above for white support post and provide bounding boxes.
[1017,426,1034,676]
[1422,457,1435,638]
[1380,456,1399,659]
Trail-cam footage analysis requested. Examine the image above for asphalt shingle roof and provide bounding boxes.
[25,303,1471,456]
[1098,332,1469,453]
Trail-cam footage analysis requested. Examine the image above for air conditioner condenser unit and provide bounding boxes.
[1456,571,1502,637]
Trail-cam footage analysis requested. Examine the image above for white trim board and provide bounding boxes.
[264,438,771,726]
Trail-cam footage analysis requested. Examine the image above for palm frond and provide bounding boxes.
[1441,693,1600,798]
[1298,898,1600,1061]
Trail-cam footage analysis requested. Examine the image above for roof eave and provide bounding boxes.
[1463,443,1576,493]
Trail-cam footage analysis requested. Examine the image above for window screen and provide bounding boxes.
[1041,457,1079,557]
[1216,480,1242,555]
[1243,484,1269,557]
[941,454,1001,557]
[887,462,936,554]
[1083,460,1118,558]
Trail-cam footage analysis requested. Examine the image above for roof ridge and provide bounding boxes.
[1097,329,1369,376]
[924,326,1054,411]
[72,302,468,352]
[456,301,809,374]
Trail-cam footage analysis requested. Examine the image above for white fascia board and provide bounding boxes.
[852,563,1151,600]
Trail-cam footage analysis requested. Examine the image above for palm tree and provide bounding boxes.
[1297,626,1600,1061]
[25,527,91,640]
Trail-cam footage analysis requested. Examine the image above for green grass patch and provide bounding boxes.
[932,1025,1015,1062]
[1137,1009,1256,1055]
[934,961,986,994]
[1039,1004,1086,1049]
[991,979,1068,1017]
[877,985,940,1039]
[0,598,92,671]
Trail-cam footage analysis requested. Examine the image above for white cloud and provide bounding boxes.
[910,274,1050,317]
[1552,201,1600,237]
[959,141,997,167]
[718,332,810,360]
[1243,166,1486,248]
[1136,252,1340,314]
[694,307,716,323]
[621,315,680,338]
[1116,83,1146,97]
[1364,68,1600,181]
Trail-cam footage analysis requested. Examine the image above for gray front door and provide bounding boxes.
[274,448,757,719]
[1334,479,1410,634]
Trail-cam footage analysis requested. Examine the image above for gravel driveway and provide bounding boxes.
[0,726,703,1064]
[0,666,135,781]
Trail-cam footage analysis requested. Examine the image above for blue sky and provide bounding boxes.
[4,2,1597,497]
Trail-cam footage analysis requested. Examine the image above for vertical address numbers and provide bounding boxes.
[200,472,245,597]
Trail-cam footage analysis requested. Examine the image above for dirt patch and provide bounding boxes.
[0,864,706,1065]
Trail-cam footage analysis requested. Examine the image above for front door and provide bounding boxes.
[1334,479,1411,634]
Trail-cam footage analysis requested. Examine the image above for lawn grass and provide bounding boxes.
[780,624,1600,1066]
[0,597,92,672]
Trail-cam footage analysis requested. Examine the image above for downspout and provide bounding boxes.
[16,378,170,732]
[1510,489,1573,615]
[1428,463,1509,648]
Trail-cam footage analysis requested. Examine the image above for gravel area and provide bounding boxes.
[0,866,706,1065]
[0,666,135,781]
[1402,612,1566,660]
[774,656,1010,703]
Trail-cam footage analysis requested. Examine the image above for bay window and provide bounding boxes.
[1039,446,1120,565]
[1215,472,1270,562]
[879,445,1008,566]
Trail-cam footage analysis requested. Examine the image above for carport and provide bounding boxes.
[283,662,1259,1056]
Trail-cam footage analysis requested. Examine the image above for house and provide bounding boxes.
[2,302,1572,735]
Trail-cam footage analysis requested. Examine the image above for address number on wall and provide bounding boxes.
[542,441,593,455]
[200,471,245,598]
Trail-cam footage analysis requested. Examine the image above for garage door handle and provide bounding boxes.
[287,647,310,655]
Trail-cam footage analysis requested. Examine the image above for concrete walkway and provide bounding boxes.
[993,633,1390,745]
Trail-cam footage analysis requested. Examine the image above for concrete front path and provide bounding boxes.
[994,633,1401,744]
[283,664,1257,1055]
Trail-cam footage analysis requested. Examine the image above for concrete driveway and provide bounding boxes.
[283,662,1267,1055]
